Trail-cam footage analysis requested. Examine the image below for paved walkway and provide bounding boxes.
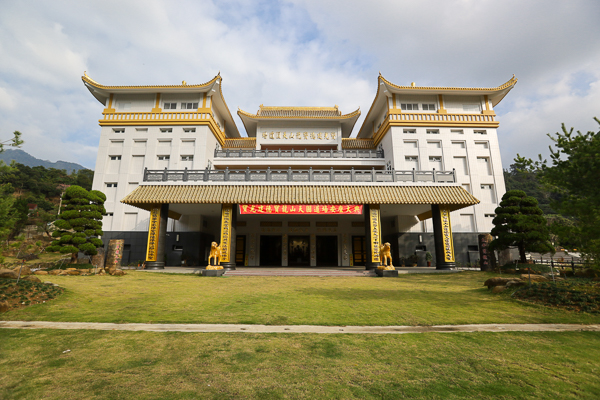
[137,266,462,276]
[1,321,598,334]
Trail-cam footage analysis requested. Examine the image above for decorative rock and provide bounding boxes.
[0,301,9,313]
[48,270,61,275]
[492,286,506,293]
[201,269,225,277]
[506,280,526,288]
[483,277,517,288]
[66,268,77,271]
[58,271,69,276]
[34,271,48,275]
[91,247,106,270]
[0,268,18,279]
[111,269,126,276]
[12,266,32,276]
[66,270,80,275]
[23,275,41,283]
[375,269,399,277]
[105,239,124,273]
[520,274,548,282]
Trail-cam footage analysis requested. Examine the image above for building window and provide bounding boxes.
[181,102,199,110]
[109,156,122,161]
[160,128,173,133]
[181,155,193,161]
[106,183,117,188]
[135,128,148,132]
[480,184,496,203]
[452,141,466,148]
[106,212,114,217]
[427,141,441,148]
[403,129,416,134]
[475,141,489,149]
[422,104,436,111]
[164,103,177,109]
[426,129,440,134]
[474,130,487,135]
[158,155,170,161]
[183,128,196,133]
[463,104,481,112]
[400,103,419,111]
[477,157,492,174]
[403,140,418,148]
[451,129,464,135]
[485,214,496,218]
[112,128,125,134]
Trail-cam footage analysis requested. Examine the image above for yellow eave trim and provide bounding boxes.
[237,108,361,120]
[82,72,221,90]
[379,74,518,92]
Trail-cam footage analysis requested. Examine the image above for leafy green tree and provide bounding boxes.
[490,190,554,263]
[0,131,23,153]
[540,118,600,262]
[46,185,106,262]
[0,184,17,243]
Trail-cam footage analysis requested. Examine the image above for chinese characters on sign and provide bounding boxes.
[440,208,455,262]
[146,206,161,261]
[370,205,381,263]
[478,234,493,270]
[261,131,338,141]
[220,204,233,263]
[239,204,363,215]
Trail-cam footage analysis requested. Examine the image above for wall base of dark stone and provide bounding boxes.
[101,231,215,267]
[384,232,483,267]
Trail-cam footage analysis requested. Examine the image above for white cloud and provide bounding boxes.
[0,0,598,170]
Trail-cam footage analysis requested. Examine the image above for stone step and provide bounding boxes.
[224,270,376,277]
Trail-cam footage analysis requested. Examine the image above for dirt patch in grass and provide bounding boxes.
[513,280,600,314]
[0,279,64,312]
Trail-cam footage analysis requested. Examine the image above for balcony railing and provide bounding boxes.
[214,148,384,159]
[143,167,456,183]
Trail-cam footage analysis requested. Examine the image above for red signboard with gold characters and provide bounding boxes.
[240,204,363,215]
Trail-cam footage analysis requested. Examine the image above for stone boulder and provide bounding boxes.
[48,270,61,275]
[23,275,41,283]
[34,271,48,275]
[66,270,81,275]
[492,286,506,293]
[506,280,526,288]
[0,268,18,279]
[110,269,126,276]
[520,274,549,282]
[0,301,9,313]
[12,266,32,276]
[484,277,520,288]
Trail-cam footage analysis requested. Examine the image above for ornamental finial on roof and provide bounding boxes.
[182,80,187,85]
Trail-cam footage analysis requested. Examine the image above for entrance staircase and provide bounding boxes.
[224,268,376,277]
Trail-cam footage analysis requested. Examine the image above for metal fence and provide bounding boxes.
[143,167,457,183]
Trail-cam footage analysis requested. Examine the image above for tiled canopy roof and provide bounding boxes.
[122,185,479,211]
[223,138,256,148]
[341,138,376,149]
[258,105,342,118]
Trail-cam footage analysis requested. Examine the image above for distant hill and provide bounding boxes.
[0,149,89,174]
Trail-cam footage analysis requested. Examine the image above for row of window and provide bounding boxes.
[401,140,489,149]
[164,102,199,110]
[112,127,196,134]
[398,103,482,112]
[403,129,487,135]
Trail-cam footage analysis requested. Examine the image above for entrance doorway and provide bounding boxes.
[316,236,338,266]
[288,236,310,266]
[260,235,282,266]
[236,235,246,266]
[352,236,366,266]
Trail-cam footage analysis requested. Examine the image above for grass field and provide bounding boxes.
[2,271,600,325]
[2,271,600,399]
[1,329,599,399]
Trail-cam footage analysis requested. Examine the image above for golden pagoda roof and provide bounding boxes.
[378,74,518,93]
[81,72,221,90]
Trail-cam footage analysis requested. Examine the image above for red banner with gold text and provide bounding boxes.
[239,204,363,215]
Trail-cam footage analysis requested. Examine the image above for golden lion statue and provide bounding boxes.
[207,241,223,270]
[378,242,395,270]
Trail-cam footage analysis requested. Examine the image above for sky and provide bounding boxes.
[1,0,599,170]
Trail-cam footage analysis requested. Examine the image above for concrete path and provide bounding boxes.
[136,266,462,276]
[1,321,599,335]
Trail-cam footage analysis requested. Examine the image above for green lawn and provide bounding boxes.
[1,329,599,399]
[2,271,600,325]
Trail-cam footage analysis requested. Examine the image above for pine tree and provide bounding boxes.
[46,185,106,262]
[490,190,554,263]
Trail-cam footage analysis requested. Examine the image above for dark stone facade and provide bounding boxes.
[101,231,215,267]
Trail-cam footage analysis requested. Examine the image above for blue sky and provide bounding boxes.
[1,0,599,169]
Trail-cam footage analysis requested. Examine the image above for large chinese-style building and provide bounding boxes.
[82,72,516,269]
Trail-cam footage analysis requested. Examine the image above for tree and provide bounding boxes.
[46,185,106,262]
[490,190,554,263]
[0,131,23,153]
[541,118,600,262]
[0,184,17,243]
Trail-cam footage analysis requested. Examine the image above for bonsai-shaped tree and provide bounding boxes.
[46,185,106,263]
[490,190,554,263]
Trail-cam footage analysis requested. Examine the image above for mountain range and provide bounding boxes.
[0,149,89,174]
